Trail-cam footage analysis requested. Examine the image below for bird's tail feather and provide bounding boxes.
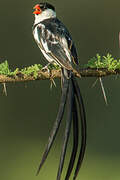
[57,73,87,180]
[57,77,74,180]
[65,82,79,180]
[36,69,86,180]
[72,77,87,180]
[36,76,69,175]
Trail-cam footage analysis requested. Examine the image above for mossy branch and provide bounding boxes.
[0,53,120,83]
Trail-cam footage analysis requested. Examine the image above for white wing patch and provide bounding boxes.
[40,48,54,63]
[41,39,51,53]
[61,37,72,62]
[47,29,58,44]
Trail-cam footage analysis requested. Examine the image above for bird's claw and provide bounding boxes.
[50,78,56,89]
[41,65,50,73]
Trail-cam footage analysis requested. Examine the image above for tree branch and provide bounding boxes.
[0,53,120,83]
[0,68,119,84]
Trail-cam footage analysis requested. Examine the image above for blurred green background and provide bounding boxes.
[0,0,120,179]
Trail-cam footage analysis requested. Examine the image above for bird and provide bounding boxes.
[32,2,87,180]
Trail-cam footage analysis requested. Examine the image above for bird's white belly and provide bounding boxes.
[33,28,40,43]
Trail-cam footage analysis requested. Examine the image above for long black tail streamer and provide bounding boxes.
[65,90,79,180]
[64,76,86,180]
[36,77,69,175]
[57,78,74,180]
[72,77,87,180]
[36,72,86,180]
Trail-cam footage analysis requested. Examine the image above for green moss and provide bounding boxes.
[0,54,120,77]
[0,61,60,78]
[21,64,43,78]
[86,53,120,70]
[48,63,60,70]
[0,60,11,75]
[0,61,43,77]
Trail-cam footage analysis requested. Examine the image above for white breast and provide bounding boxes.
[33,26,41,44]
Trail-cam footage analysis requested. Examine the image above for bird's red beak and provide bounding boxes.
[33,4,42,15]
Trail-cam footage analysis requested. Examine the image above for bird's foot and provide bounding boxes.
[41,64,50,73]
[50,78,56,89]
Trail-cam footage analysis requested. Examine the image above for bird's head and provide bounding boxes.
[33,3,56,23]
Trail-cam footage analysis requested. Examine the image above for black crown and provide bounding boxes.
[39,2,55,11]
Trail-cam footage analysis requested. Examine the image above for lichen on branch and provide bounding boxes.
[0,53,120,83]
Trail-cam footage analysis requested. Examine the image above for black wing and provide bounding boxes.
[38,18,78,69]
